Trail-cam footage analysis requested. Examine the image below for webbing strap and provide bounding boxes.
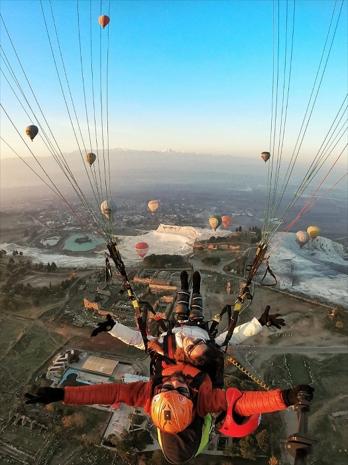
[107,241,148,350]
[221,242,268,348]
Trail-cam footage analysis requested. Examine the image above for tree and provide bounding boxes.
[51,262,57,271]
[239,436,257,461]
[256,429,270,453]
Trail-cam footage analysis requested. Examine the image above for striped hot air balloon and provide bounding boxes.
[86,152,96,166]
[25,125,38,141]
[98,15,110,29]
[209,215,222,231]
[261,151,270,162]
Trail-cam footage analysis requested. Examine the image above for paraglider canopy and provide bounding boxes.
[209,215,222,231]
[307,225,320,239]
[221,215,232,229]
[296,230,310,247]
[25,125,38,141]
[261,151,271,163]
[135,241,149,258]
[86,152,96,167]
[98,15,110,29]
[100,200,112,220]
[148,199,160,214]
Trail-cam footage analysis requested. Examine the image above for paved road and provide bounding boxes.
[233,345,348,354]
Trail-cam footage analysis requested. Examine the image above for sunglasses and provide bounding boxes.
[161,384,191,398]
[186,339,206,357]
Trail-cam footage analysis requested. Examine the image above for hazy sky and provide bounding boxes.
[0,0,347,161]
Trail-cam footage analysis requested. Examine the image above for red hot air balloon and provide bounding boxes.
[221,215,232,229]
[98,15,110,29]
[135,241,149,258]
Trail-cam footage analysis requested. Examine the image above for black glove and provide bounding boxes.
[282,385,314,406]
[25,387,64,405]
[258,305,285,329]
[91,314,116,337]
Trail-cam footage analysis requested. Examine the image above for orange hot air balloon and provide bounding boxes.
[261,151,271,162]
[98,15,110,29]
[209,215,222,231]
[25,125,38,141]
[135,241,149,258]
[221,215,232,229]
[148,199,160,214]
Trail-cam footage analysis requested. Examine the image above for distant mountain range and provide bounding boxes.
[0,147,302,191]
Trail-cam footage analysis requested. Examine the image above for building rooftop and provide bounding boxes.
[81,355,119,376]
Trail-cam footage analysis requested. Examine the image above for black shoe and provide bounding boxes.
[192,271,201,294]
[180,270,189,291]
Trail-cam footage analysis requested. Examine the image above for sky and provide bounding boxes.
[0,0,347,163]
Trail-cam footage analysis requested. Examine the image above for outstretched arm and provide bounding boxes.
[197,377,313,417]
[26,381,153,411]
[215,318,263,345]
[215,305,285,346]
[108,321,155,350]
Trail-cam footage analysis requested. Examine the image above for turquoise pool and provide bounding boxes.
[63,233,104,252]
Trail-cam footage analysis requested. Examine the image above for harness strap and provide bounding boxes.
[260,263,277,286]
[107,241,148,350]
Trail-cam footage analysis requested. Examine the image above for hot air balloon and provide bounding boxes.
[221,215,232,229]
[209,215,222,231]
[135,241,149,258]
[86,152,96,166]
[261,151,271,163]
[98,15,110,29]
[25,125,38,141]
[100,200,112,219]
[307,225,320,239]
[296,230,310,247]
[148,199,160,214]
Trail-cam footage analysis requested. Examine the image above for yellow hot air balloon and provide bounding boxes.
[25,125,38,141]
[307,225,320,239]
[148,199,159,214]
[209,215,222,231]
[100,200,112,220]
[86,152,96,166]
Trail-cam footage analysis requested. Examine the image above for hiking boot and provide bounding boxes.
[192,271,201,294]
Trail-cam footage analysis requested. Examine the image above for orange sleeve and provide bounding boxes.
[197,380,286,417]
[234,389,287,416]
[196,377,228,416]
[64,381,153,411]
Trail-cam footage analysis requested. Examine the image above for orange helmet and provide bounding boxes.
[151,391,194,434]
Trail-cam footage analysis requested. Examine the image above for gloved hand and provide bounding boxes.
[91,314,116,337]
[282,385,314,406]
[258,305,285,329]
[25,387,64,405]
